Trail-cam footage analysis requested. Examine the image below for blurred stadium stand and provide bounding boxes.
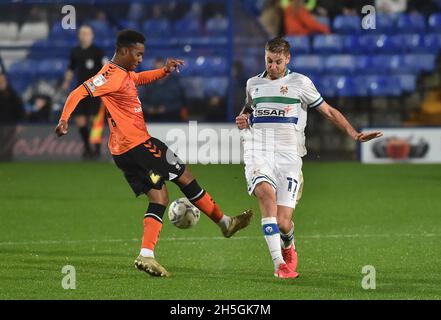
[0,0,441,158]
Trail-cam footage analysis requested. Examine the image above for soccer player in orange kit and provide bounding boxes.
[55,29,253,277]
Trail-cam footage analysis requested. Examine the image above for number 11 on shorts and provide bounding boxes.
[287,177,298,199]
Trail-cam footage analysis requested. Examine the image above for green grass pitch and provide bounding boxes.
[1,162,441,299]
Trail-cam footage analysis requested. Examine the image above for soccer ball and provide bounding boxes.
[168,197,200,229]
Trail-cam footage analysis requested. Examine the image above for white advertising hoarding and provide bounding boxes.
[360,127,441,164]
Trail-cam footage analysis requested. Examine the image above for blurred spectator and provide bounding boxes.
[149,4,165,20]
[62,25,105,159]
[313,0,370,18]
[139,58,186,122]
[26,6,48,22]
[283,0,330,35]
[127,1,147,22]
[232,61,248,116]
[259,0,283,37]
[184,2,203,21]
[23,79,56,123]
[339,0,361,16]
[202,2,226,22]
[0,55,5,74]
[0,73,24,124]
[166,2,191,21]
[206,12,229,34]
[408,0,439,15]
[205,96,226,122]
[376,0,407,15]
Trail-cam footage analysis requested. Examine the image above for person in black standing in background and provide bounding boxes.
[62,25,106,159]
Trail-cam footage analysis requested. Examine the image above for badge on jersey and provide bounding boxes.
[280,86,288,95]
[149,171,162,185]
[92,74,107,87]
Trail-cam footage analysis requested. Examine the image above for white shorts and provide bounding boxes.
[244,149,304,208]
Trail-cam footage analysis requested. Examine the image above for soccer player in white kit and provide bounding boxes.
[236,37,383,279]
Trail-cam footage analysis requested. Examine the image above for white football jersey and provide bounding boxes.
[244,69,323,156]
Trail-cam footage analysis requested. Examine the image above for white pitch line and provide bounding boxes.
[0,233,439,247]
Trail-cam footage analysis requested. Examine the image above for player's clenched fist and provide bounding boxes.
[55,120,68,137]
[235,114,249,130]
[164,58,185,74]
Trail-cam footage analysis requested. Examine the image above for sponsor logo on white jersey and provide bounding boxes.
[92,74,106,87]
[255,109,287,117]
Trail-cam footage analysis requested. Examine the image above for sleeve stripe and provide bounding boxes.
[308,96,323,108]
[82,82,94,97]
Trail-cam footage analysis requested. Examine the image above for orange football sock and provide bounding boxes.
[193,192,224,223]
[141,217,163,250]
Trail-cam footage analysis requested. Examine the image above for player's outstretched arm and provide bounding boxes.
[55,85,89,137]
[316,101,383,142]
[135,58,185,86]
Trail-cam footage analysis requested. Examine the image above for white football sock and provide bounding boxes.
[140,248,154,258]
[262,217,284,270]
[280,222,295,250]
[217,215,232,232]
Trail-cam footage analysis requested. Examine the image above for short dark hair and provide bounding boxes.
[116,29,145,50]
[265,37,290,55]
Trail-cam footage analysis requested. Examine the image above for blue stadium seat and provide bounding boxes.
[203,77,229,96]
[94,37,114,49]
[190,56,225,76]
[396,13,426,33]
[403,54,437,73]
[342,35,364,54]
[143,19,171,38]
[324,55,356,75]
[285,36,310,54]
[118,20,140,31]
[173,36,228,46]
[179,57,197,76]
[401,33,426,53]
[88,20,113,39]
[428,12,441,32]
[49,23,76,41]
[355,55,373,73]
[181,77,204,98]
[365,75,401,96]
[378,34,405,53]
[370,55,401,74]
[373,13,396,34]
[317,76,337,97]
[241,56,261,77]
[290,55,324,76]
[334,76,357,97]
[174,18,202,37]
[139,58,155,70]
[29,39,72,59]
[7,74,33,93]
[357,35,381,53]
[205,17,228,36]
[36,59,68,79]
[395,74,417,93]
[424,33,441,53]
[9,59,38,76]
[358,34,404,54]
[205,57,228,76]
[333,15,361,34]
[312,35,343,54]
[315,16,330,29]
[241,0,265,16]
